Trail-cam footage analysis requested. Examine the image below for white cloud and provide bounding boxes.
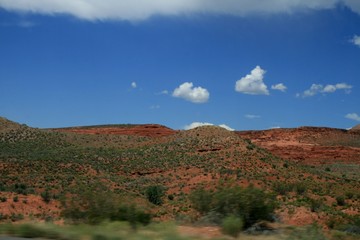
[351,35,360,47]
[271,83,287,92]
[235,66,269,95]
[184,122,234,131]
[345,113,360,122]
[172,82,209,103]
[270,126,281,129]
[131,82,137,88]
[299,83,352,97]
[302,84,325,97]
[1,1,359,21]
[245,114,261,119]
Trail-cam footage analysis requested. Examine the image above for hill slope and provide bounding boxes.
[237,127,360,165]
[52,124,177,137]
[0,119,359,229]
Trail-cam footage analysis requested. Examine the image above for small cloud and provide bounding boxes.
[351,35,360,47]
[245,114,261,119]
[131,82,137,88]
[149,105,160,109]
[271,83,287,92]
[172,82,209,103]
[161,90,168,94]
[299,83,352,97]
[270,126,281,129]
[345,113,360,122]
[219,124,235,131]
[235,66,269,95]
[184,122,234,131]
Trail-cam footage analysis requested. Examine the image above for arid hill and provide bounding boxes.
[1,118,360,232]
[0,117,25,133]
[237,127,360,165]
[53,124,177,137]
[352,124,360,131]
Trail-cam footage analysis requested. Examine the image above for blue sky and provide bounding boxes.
[0,1,359,130]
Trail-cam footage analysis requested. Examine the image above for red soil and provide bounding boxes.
[0,192,61,220]
[53,124,177,138]
[237,127,360,165]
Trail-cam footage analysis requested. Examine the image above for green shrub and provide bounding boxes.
[17,224,46,238]
[287,224,327,240]
[61,182,118,224]
[110,204,152,227]
[0,196,7,202]
[190,185,276,228]
[273,182,293,195]
[345,192,354,199]
[221,215,243,237]
[62,182,151,226]
[336,196,346,206]
[145,185,165,205]
[41,189,51,203]
[309,198,323,212]
[168,194,174,201]
[294,182,307,195]
[13,196,18,202]
[189,188,213,214]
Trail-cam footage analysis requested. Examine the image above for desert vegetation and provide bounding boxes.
[0,117,359,239]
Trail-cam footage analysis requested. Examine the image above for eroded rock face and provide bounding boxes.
[53,124,177,137]
[237,127,360,165]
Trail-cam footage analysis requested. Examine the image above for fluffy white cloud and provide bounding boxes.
[1,0,359,21]
[345,113,360,122]
[271,83,287,92]
[184,122,234,131]
[131,81,137,88]
[299,83,352,97]
[351,35,360,47]
[235,66,269,95]
[245,114,261,119]
[172,82,209,103]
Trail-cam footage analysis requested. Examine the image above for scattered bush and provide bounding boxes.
[145,185,165,206]
[41,189,51,203]
[13,196,18,202]
[336,196,346,206]
[287,224,327,240]
[273,182,292,196]
[345,192,354,199]
[294,182,307,195]
[110,204,151,229]
[309,198,323,213]
[0,196,7,202]
[190,185,276,228]
[189,188,213,214]
[221,215,243,237]
[167,194,174,201]
[62,182,151,226]
[17,224,46,238]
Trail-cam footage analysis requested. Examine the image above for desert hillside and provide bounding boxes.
[0,118,360,238]
[237,127,360,165]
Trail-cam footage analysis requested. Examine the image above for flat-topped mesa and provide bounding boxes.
[53,124,177,137]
